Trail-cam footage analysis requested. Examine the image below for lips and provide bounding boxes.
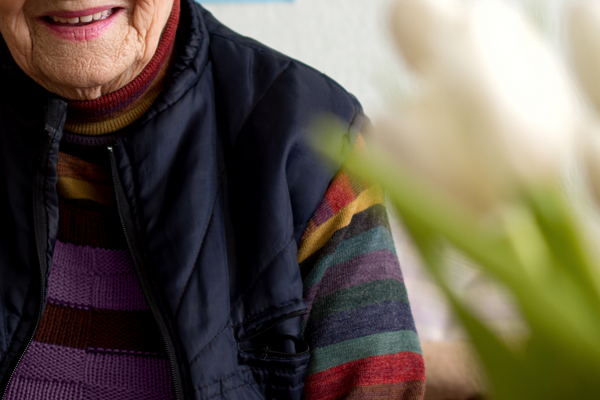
[40,7,123,42]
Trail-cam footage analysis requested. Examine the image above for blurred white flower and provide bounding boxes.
[567,0,600,210]
[567,0,600,114]
[379,0,582,214]
[579,123,600,208]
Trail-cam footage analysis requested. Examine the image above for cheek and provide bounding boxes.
[0,0,26,15]
[132,0,171,37]
[0,2,32,59]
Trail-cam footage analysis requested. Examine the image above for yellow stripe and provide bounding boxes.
[297,185,385,263]
[57,177,115,206]
[64,47,174,136]
[64,88,162,135]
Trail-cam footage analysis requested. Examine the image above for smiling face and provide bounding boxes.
[0,0,174,100]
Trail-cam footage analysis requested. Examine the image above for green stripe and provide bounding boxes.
[303,226,397,289]
[308,279,409,323]
[306,330,422,375]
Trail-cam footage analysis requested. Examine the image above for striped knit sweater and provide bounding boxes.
[4,155,174,400]
[4,3,425,397]
[299,135,425,399]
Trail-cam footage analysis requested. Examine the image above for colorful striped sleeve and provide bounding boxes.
[298,134,426,400]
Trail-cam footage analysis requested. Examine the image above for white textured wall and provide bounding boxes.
[201,0,570,117]
[200,0,402,119]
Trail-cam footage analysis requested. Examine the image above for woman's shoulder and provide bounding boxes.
[197,2,364,137]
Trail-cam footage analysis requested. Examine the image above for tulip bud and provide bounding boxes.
[380,0,581,214]
[566,1,600,114]
[580,124,600,208]
[374,84,511,214]
[390,0,465,73]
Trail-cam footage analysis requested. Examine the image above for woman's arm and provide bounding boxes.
[299,134,426,400]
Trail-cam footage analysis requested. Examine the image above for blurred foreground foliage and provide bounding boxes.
[316,118,600,399]
[315,0,600,397]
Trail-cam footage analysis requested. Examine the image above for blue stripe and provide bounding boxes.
[304,301,416,350]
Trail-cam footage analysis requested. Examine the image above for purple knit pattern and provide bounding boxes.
[302,249,403,321]
[4,379,82,400]
[4,342,172,400]
[47,240,148,311]
[5,240,173,399]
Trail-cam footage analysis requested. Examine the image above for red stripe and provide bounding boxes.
[67,0,180,115]
[325,170,357,214]
[304,352,425,400]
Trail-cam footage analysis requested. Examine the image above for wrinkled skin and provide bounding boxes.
[0,0,174,100]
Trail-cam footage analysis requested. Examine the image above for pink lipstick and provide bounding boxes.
[40,7,123,42]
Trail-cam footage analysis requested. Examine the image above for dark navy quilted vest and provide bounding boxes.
[0,1,364,398]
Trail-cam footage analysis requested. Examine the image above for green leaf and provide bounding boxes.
[314,120,600,399]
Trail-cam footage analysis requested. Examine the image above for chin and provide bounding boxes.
[30,45,140,100]
[41,67,131,100]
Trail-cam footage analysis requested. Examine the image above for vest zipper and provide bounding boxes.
[0,234,45,400]
[107,146,184,400]
[0,141,51,399]
[0,267,44,400]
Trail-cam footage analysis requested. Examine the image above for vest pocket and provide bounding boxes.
[240,334,309,361]
[238,315,310,399]
[238,315,310,363]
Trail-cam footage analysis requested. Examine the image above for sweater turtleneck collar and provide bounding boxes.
[64,0,180,137]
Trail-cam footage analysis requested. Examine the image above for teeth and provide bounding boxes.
[50,9,111,24]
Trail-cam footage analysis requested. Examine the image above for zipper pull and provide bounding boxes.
[261,345,270,360]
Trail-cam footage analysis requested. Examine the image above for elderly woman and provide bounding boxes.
[0,0,425,399]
